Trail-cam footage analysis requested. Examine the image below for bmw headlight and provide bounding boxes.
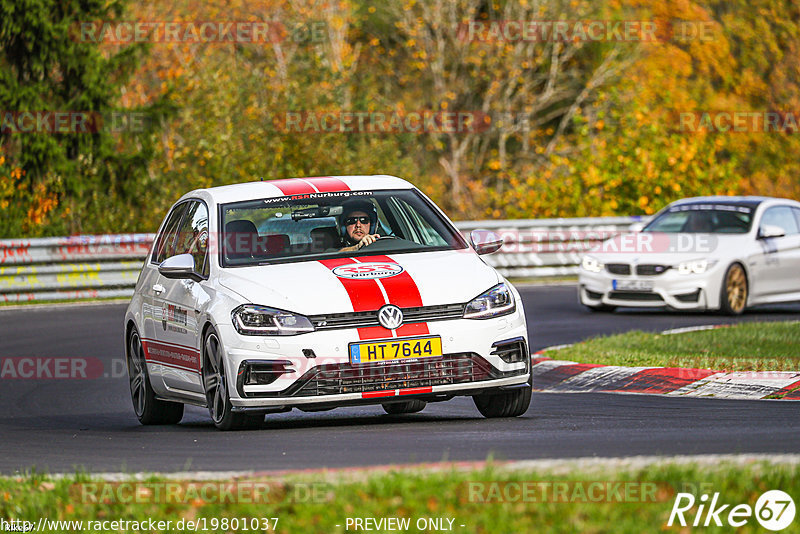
[464,283,516,319]
[581,256,604,273]
[232,305,314,335]
[677,259,717,275]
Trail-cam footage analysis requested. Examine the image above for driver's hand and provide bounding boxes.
[356,234,381,249]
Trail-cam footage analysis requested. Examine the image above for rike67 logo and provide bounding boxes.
[668,490,795,531]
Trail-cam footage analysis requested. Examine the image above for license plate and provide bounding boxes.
[613,279,654,291]
[349,336,443,364]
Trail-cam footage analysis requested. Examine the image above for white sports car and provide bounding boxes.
[125,175,531,430]
[579,196,800,314]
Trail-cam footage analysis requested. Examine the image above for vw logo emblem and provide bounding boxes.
[378,305,404,330]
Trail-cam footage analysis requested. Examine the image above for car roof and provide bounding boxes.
[669,196,799,210]
[179,175,415,205]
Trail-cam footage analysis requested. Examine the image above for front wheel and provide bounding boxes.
[382,399,426,415]
[720,263,748,315]
[202,328,262,430]
[473,385,531,418]
[127,328,184,425]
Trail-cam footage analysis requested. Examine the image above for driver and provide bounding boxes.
[339,199,380,252]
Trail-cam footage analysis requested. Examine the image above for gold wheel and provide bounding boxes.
[724,264,747,314]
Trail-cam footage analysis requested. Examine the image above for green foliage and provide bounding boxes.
[0,0,171,236]
[1,0,798,237]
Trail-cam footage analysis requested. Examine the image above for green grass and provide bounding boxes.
[1,461,798,533]
[543,321,800,372]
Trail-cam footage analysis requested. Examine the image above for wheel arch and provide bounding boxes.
[124,319,138,363]
[199,320,219,371]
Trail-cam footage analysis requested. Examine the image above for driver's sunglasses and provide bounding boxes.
[345,216,370,226]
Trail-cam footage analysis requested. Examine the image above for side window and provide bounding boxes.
[153,203,189,264]
[174,201,210,276]
[761,206,800,235]
[386,197,447,246]
[793,208,800,230]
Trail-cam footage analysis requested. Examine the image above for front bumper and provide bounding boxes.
[231,375,529,410]
[578,265,724,310]
[219,308,530,409]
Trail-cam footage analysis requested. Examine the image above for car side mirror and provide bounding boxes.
[758,225,786,239]
[159,253,203,282]
[470,229,504,255]
[629,222,645,232]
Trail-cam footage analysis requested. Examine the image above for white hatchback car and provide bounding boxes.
[579,196,800,314]
[125,175,531,429]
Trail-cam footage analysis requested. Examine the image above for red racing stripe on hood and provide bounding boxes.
[358,254,424,308]
[319,255,430,340]
[318,258,386,313]
[358,254,429,336]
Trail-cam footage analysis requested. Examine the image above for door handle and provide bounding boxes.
[152,284,165,294]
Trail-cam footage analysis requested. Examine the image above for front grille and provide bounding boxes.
[308,303,466,330]
[608,291,663,301]
[636,264,670,276]
[605,264,631,275]
[242,353,525,398]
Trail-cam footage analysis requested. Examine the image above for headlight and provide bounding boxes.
[677,259,717,275]
[581,256,604,273]
[464,283,516,319]
[232,304,314,336]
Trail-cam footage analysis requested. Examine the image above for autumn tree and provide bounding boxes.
[0,0,168,236]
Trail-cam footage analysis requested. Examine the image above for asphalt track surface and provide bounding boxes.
[0,285,798,474]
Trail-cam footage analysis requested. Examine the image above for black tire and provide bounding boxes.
[473,385,531,418]
[586,304,617,313]
[382,399,427,415]
[720,263,748,315]
[202,327,262,430]
[127,328,184,425]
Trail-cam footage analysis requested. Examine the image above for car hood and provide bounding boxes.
[217,250,500,315]
[586,232,745,264]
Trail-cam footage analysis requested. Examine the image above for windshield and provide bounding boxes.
[643,203,754,234]
[220,189,468,266]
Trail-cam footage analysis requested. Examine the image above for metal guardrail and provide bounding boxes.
[454,216,643,278]
[0,235,154,303]
[0,217,643,303]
